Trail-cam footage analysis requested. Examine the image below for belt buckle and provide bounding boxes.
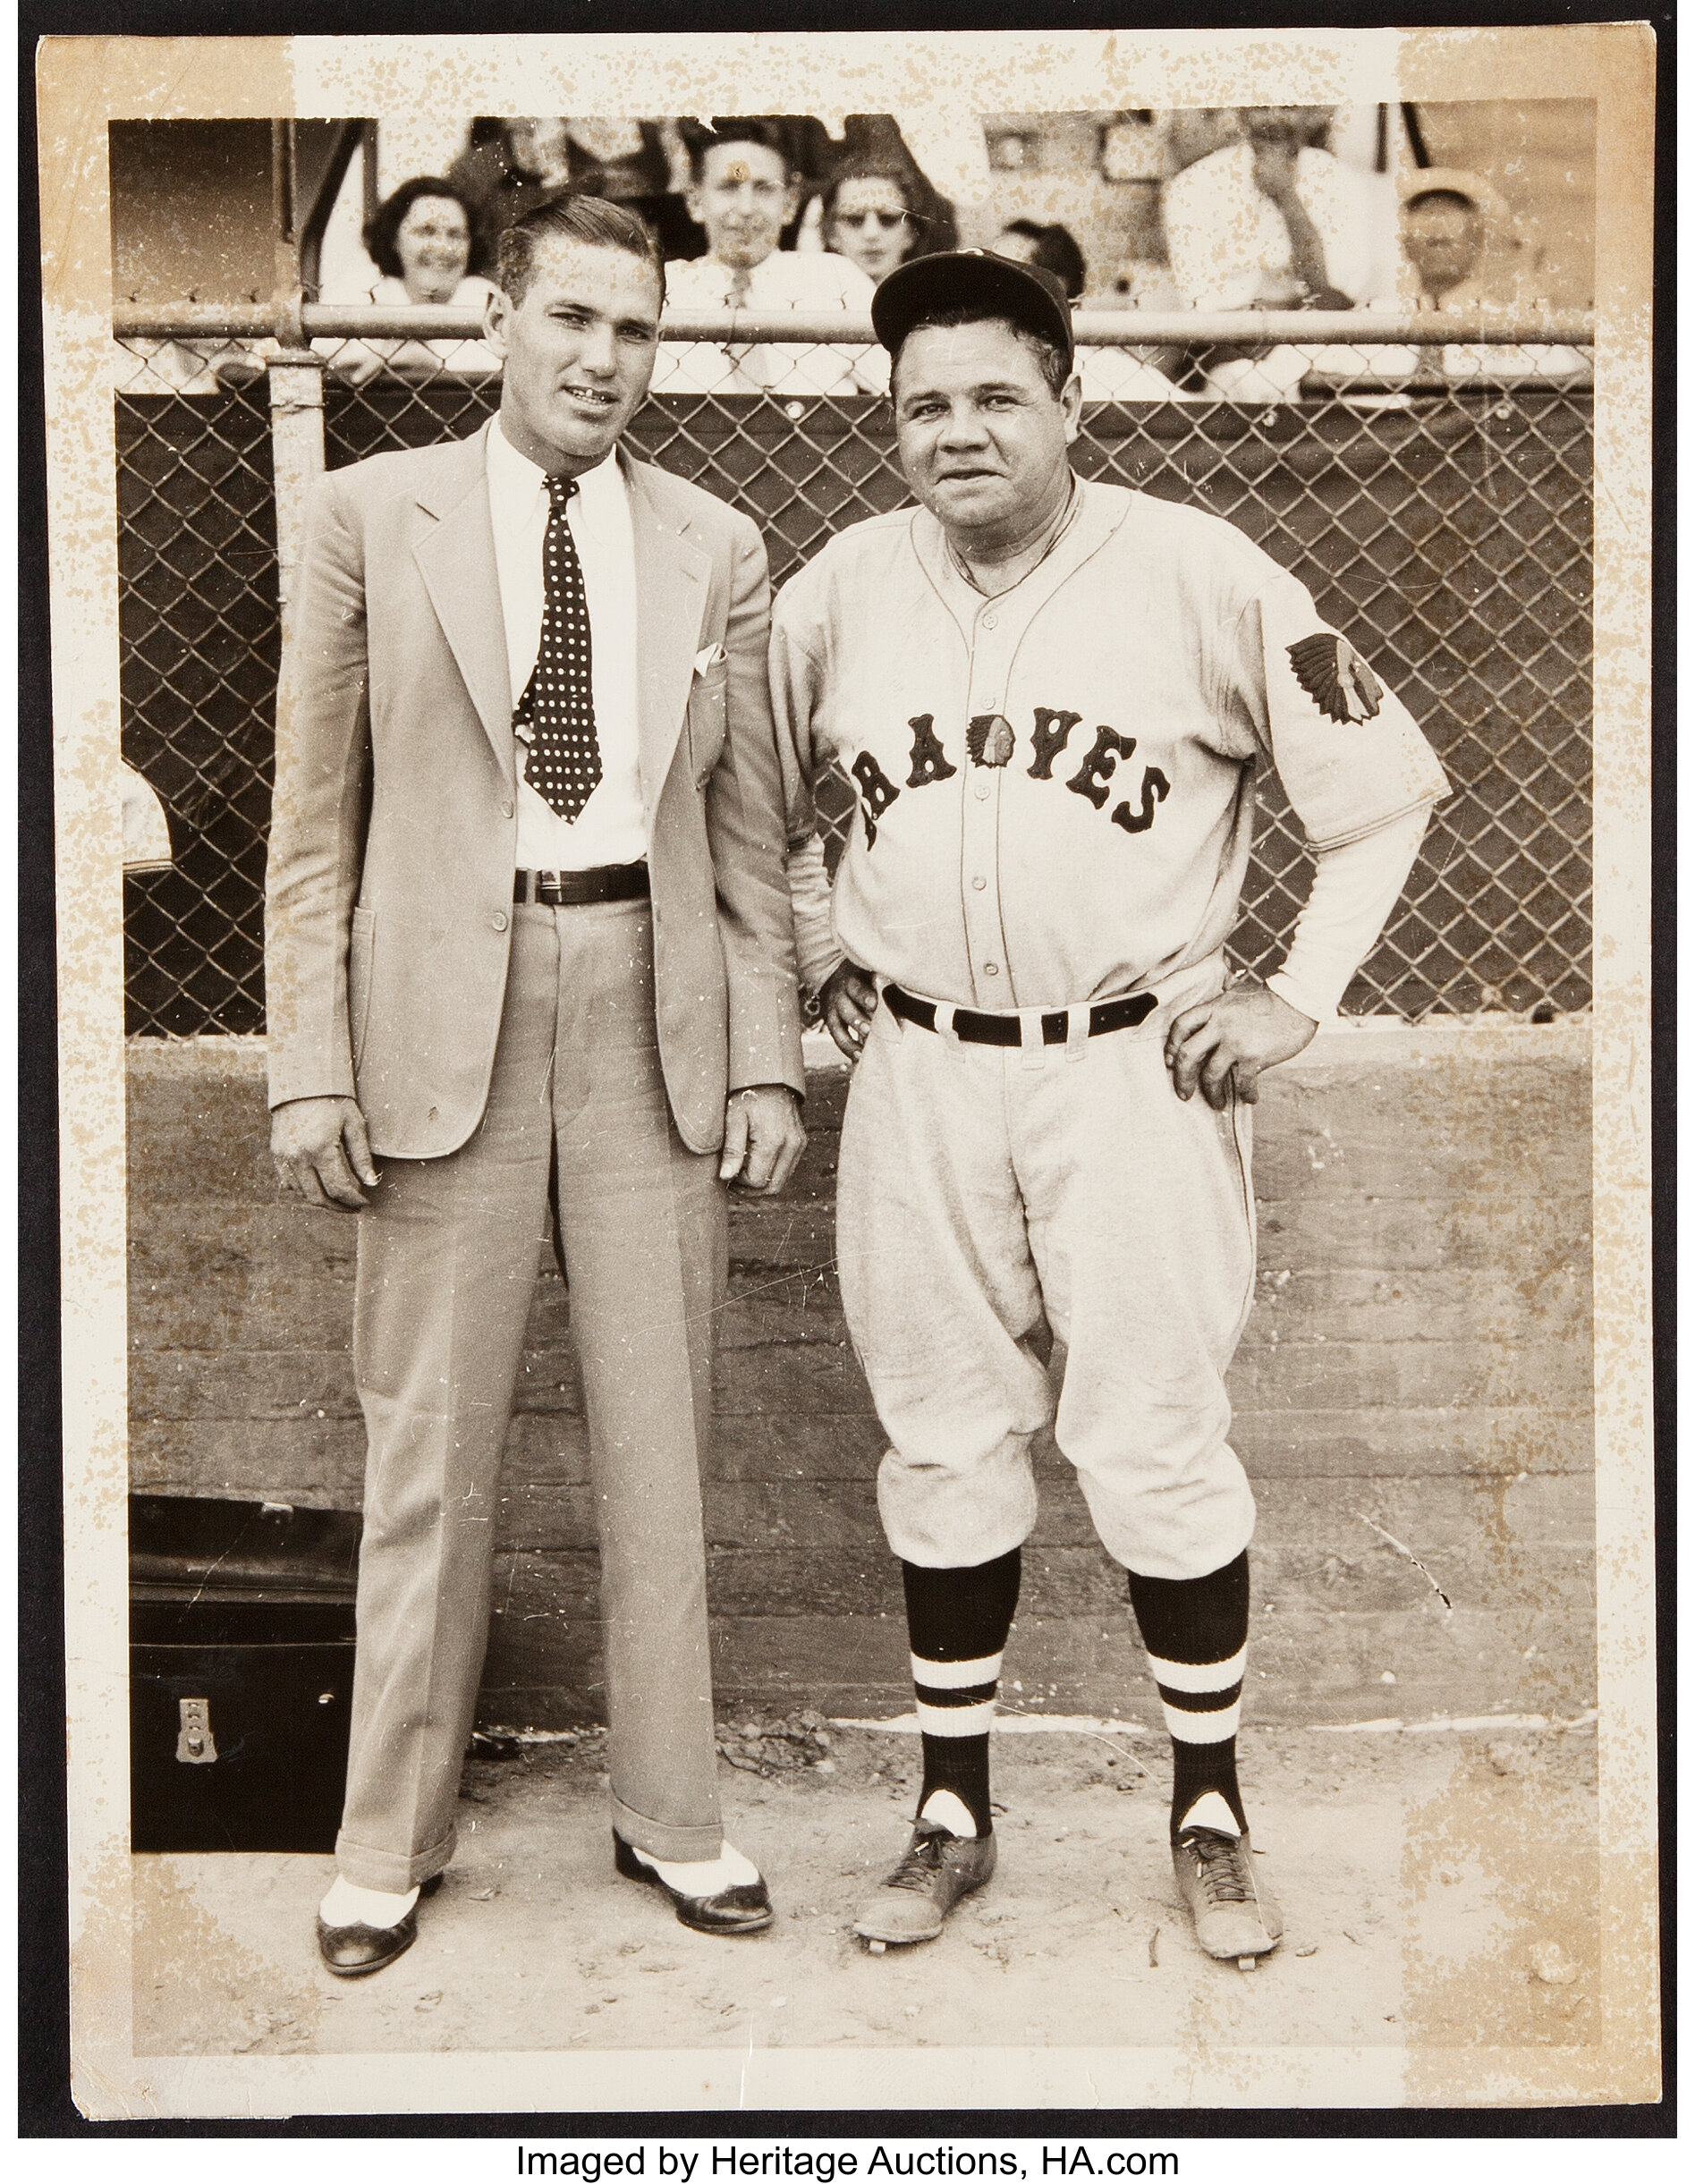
[538,871,564,906]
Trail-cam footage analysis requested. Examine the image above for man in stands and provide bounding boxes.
[1162,105,1398,402]
[657,121,879,395]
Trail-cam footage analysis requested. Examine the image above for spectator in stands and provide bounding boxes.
[674,115,838,254]
[452,118,697,262]
[666,123,870,312]
[666,114,956,263]
[1165,106,1394,313]
[321,176,501,385]
[995,218,1087,301]
[449,118,575,244]
[996,220,1189,402]
[1400,169,1514,310]
[657,123,879,396]
[806,119,957,254]
[364,177,495,306]
[822,157,928,285]
[1398,167,1589,384]
[1162,105,1398,401]
[1161,106,1240,182]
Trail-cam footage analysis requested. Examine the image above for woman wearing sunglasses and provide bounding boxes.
[821,157,928,285]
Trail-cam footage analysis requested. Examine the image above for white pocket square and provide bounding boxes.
[694,643,727,676]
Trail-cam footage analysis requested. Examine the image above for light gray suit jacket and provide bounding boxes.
[265,421,804,1158]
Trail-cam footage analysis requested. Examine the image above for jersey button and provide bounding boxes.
[491,911,509,932]
[970,875,987,891]
[973,778,991,800]
[982,611,998,630]
[983,961,1000,977]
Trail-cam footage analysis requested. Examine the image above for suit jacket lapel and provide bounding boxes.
[412,422,514,782]
[624,454,711,808]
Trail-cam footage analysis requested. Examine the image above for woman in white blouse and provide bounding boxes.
[322,176,501,385]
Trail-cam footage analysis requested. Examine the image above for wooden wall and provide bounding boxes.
[127,1019,1593,1731]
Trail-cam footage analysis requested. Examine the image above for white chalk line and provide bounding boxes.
[478,1707,1599,1743]
[829,1708,1598,1738]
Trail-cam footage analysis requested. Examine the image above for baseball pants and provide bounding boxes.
[335,898,726,1891]
[836,959,1259,1584]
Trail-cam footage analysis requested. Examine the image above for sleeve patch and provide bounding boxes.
[1286,632,1384,725]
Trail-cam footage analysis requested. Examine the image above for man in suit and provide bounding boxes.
[266,194,808,1977]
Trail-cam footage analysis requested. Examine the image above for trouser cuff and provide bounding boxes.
[335,1823,457,1892]
[610,1789,722,1862]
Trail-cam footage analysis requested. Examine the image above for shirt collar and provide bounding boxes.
[704,252,772,292]
[911,478,1127,629]
[488,416,623,517]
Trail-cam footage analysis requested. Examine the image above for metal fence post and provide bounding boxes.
[266,348,326,643]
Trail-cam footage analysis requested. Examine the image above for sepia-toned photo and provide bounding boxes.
[37,21,1657,2122]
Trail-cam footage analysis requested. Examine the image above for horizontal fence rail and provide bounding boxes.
[113,303,1599,344]
[114,308,1593,1037]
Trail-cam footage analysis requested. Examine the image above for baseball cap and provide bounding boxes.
[871,249,1075,369]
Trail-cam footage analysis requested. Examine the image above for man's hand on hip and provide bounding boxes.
[818,961,878,1061]
[271,1095,380,1210]
[719,1085,808,1194]
[1164,984,1318,1111]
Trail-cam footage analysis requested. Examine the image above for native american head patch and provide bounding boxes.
[967,714,1017,767]
[1286,633,1384,724]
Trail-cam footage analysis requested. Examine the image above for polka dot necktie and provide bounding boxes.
[514,472,601,822]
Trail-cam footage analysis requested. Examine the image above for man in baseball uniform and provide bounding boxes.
[772,252,1448,1960]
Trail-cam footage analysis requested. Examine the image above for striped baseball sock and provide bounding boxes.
[1126,1550,1251,1841]
[901,1547,1022,1840]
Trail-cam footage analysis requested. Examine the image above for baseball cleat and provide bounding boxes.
[852,1822,996,1945]
[1172,1827,1284,1962]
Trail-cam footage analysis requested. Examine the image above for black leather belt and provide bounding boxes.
[883,981,1158,1046]
[514,863,649,907]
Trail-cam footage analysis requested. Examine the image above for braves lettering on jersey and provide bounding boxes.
[771,481,1448,1011]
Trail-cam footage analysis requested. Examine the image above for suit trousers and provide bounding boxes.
[335,899,727,1890]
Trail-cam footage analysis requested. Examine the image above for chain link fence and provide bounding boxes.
[114,312,1593,1034]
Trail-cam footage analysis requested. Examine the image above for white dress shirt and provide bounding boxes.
[662,247,875,313]
[486,419,647,871]
[654,250,883,396]
[1162,145,1400,402]
[1163,144,1399,312]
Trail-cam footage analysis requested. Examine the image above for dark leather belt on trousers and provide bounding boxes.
[882,981,1157,1046]
[513,863,649,907]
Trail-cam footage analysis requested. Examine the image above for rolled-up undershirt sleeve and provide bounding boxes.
[1266,802,1433,1023]
[767,592,830,851]
[785,831,843,1002]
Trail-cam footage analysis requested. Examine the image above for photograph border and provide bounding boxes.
[23,3,1668,2130]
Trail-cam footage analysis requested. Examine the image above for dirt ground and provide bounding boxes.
[131,1716,1601,2062]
